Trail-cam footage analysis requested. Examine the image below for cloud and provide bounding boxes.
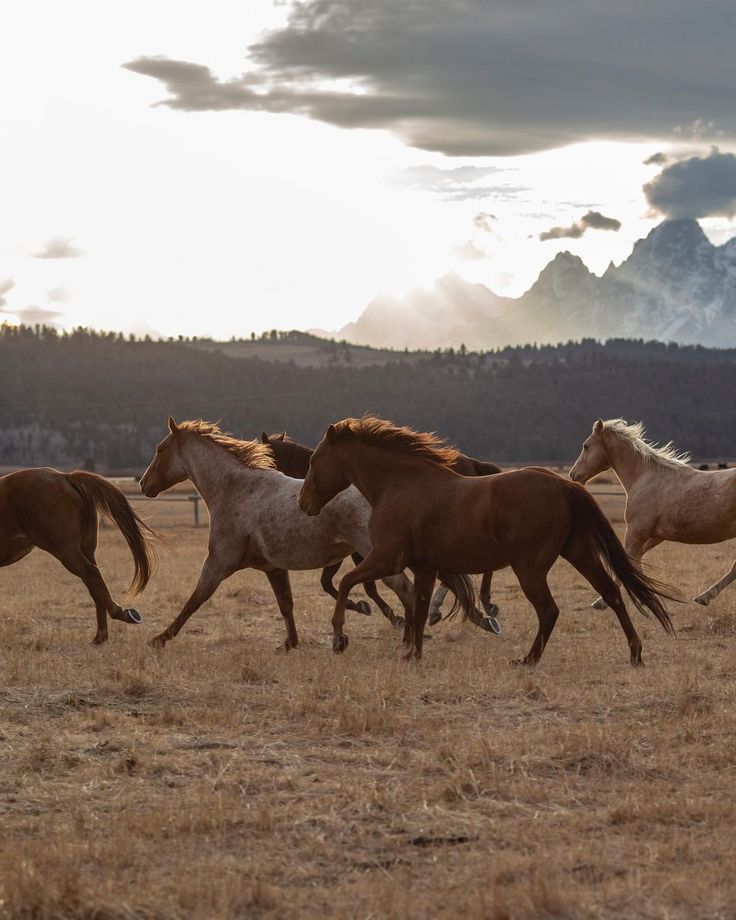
[473,212,497,233]
[46,285,70,303]
[32,237,84,259]
[4,305,64,326]
[124,1,736,157]
[644,152,668,166]
[643,148,736,219]
[455,240,486,261]
[0,277,14,308]
[397,165,520,201]
[540,210,621,241]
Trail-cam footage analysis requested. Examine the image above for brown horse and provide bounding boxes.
[0,468,157,644]
[262,431,502,632]
[298,417,675,666]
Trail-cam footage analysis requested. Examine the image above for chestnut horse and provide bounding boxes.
[0,468,156,643]
[141,418,473,649]
[299,417,675,665]
[571,418,736,607]
[262,431,502,633]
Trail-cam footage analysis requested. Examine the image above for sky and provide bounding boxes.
[1,0,735,338]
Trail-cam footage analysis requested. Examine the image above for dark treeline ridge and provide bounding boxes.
[1,324,735,471]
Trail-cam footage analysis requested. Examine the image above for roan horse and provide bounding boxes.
[571,418,736,607]
[140,418,471,648]
[0,468,156,643]
[262,431,502,633]
[299,417,675,665]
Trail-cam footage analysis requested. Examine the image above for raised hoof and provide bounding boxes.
[149,634,168,649]
[483,603,500,619]
[428,611,442,626]
[392,615,406,629]
[480,615,502,635]
[591,597,608,611]
[123,608,143,625]
[333,634,349,654]
[354,600,372,616]
[693,595,709,606]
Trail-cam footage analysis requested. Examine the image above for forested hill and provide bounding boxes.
[1,325,735,472]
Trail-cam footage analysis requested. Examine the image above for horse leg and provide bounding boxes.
[352,552,395,620]
[265,569,299,650]
[480,572,499,618]
[407,569,437,661]
[79,521,119,645]
[320,562,371,616]
[694,558,736,606]
[428,583,449,625]
[151,554,231,648]
[332,552,395,653]
[592,534,660,610]
[512,566,559,666]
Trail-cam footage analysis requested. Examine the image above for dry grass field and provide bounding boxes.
[1,487,735,919]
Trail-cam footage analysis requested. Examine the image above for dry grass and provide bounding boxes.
[1,491,735,919]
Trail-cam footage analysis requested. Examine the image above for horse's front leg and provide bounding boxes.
[407,569,437,660]
[150,553,234,648]
[332,552,395,653]
[265,568,299,650]
[428,582,449,626]
[695,557,736,606]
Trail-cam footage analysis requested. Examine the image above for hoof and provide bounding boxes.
[123,608,143,625]
[92,633,108,646]
[428,611,442,626]
[480,615,502,635]
[354,600,372,616]
[483,603,500,618]
[630,657,644,667]
[149,634,167,649]
[332,634,349,654]
[693,595,709,606]
[392,615,406,629]
[591,598,607,611]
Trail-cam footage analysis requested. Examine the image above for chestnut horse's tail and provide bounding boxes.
[438,572,477,619]
[564,482,676,635]
[67,471,158,595]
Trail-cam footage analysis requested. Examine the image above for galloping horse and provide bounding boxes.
[140,418,471,649]
[299,417,674,665]
[571,418,736,607]
[262,431,502,633]
[0,468,156,643]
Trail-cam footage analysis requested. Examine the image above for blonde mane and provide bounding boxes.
[178,420,275,470]
[333,417,460,467]
[603,418,691,470]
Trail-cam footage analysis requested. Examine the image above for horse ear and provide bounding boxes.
[594,418,603,433]
[168,416,178,434]
[326,424,338,443]
[260,432,270,444]
[275,432,286,441]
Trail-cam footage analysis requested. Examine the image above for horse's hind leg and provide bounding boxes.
[592,534,660,609]
[352,552,395,620]
[333,552,395,652]
[480,572,499,618]
[51,543,123,645]
[512,566,559,666]
[428,583,449,625]
[320,561,371,616]
[265,568,299,650]
[565,547,643,665]
[694,558,736,606]
[378,572,413,629]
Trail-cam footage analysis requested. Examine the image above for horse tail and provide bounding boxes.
[437,572,477,620]
[564,482,676,635]
[67,471,158,595]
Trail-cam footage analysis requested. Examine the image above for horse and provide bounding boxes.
[298,417,675,665]
[0,468,156,643]
[140,418,472,649]
[570,418,736,607]
[262,431,502,633]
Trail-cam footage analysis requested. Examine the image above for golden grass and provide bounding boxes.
[1,492,735,919]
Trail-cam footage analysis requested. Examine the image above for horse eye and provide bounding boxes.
[583,444,589,450]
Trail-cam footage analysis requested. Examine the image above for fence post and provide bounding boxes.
[189,495,201,527]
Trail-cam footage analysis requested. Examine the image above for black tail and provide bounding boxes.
[565,482,676,635]
[438,572,478,620]
[68,471,158,595]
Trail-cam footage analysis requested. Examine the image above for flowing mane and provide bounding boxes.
[332,417,460,467]
[603,418,691,470]
[178,420,275,470]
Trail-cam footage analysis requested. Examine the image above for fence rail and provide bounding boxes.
[128,493,203,526]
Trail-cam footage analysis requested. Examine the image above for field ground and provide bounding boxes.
[1,488,735,919]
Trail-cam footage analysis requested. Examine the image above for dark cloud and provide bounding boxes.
[540,210,621,241]
[0,277,14,308]
[473,212,497,233]
[124,1,736,157]
[4,305,64,326]
[32,237,84,259]
[644,152,669,166]
[643,148,736,219]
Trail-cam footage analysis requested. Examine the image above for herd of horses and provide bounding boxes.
[2,414,736,667]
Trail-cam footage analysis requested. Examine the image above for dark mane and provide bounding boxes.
[178,420,275,470]
[333,417,460,467]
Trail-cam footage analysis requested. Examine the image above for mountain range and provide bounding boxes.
[337,219,736,349]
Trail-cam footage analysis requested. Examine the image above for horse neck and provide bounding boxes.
[178,437,260,506]
[603,433,656,491]
[273,442,312,478]
[338,441,447,506]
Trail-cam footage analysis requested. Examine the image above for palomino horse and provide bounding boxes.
[141,418,473,648]
[0,468,156,643]
[299,417,675,665]
[262,431,502,633]
[571,418,736,607]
